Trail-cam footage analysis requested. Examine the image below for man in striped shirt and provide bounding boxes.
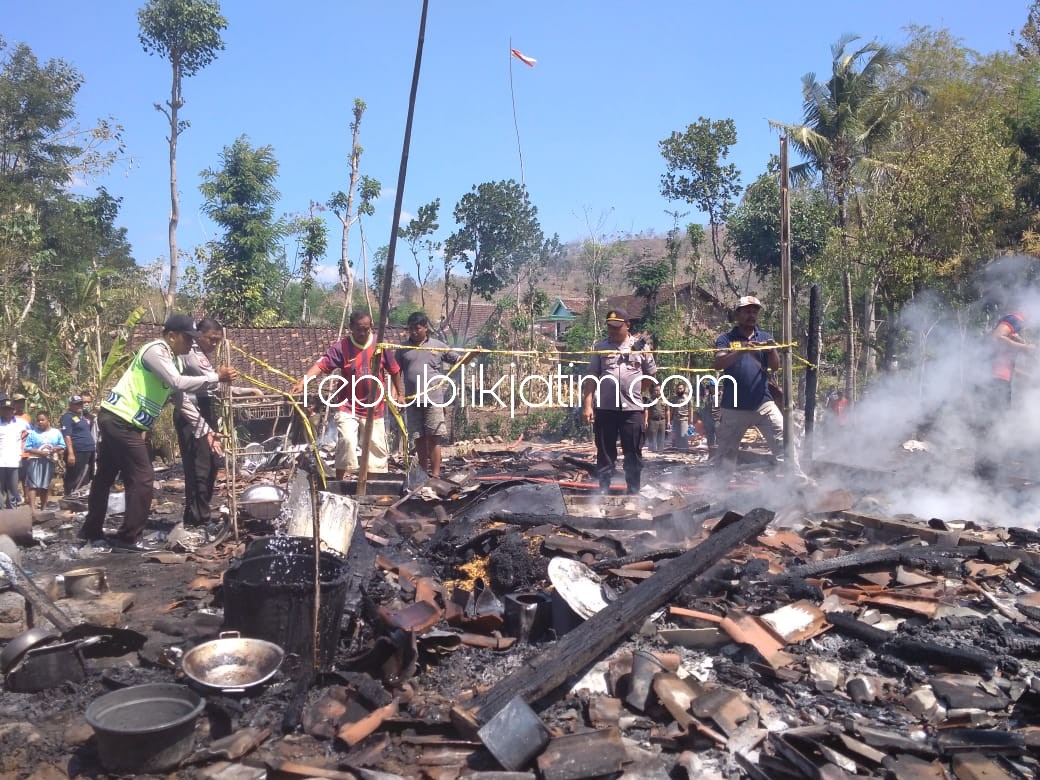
[293,311,404,479]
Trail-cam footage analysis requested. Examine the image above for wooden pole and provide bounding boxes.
[357,0,430,496]
[804,284,821,464]
[220,329,239,541]
[779,137,794,473]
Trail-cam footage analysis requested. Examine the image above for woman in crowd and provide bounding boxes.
[23,411,65,510]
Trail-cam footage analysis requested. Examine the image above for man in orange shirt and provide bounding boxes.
[977,312,1034,480]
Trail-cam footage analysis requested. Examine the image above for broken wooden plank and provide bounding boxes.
[452,507,774,731]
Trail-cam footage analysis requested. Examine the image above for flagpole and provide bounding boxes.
[508,37,526,189]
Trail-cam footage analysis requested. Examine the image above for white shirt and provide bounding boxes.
[0,416,30,469]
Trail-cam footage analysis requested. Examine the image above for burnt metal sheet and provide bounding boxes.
[536,727,627,780]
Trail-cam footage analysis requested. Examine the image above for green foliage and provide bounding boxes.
[484,416,503,437]
[446,180,546,300]
[626,247,672,318]
[659,117,742,269]
[1017,1,1040,57]
[199,135,285,325]
[137,0,227,79]
[727,160,833,278]
[99,306,146,390]
[0,39,129,389]
[772,35,906,216]
[398,198,440,306]
[288,209,327,323]
[660,117,741,219]
[388,300,422,325]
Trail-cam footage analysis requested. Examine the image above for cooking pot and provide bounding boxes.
[238,484,286,520]
[57,567,108,599]
[181,631,284,694]
[86,683,204,774]
[0,626,58,674]
[4,637,98,692]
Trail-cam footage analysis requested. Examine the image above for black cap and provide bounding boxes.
[162,313,202,339]
[605,308,630,325]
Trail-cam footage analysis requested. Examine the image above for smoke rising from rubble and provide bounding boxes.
[813,255,1040,527]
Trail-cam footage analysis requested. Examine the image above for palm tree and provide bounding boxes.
[771,35,904,398]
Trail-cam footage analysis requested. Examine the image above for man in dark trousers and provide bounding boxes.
[173,317,261,529]
[713,296,808,483]
[60,394,96,496]
[80,314,237,550]
[581,308,657,494]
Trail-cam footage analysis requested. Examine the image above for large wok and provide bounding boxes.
[181,631,284,694]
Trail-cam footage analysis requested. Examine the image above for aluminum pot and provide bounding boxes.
[85,683,204,774]
[0,626,58,674]
[181,631,284,694]
[238,483,286,520]
[4,637,96,692]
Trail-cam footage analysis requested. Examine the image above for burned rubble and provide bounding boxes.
[2,433,1040,779]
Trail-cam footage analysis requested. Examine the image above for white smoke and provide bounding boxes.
[812,255,1040,527]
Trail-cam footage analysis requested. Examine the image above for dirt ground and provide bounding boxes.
[2,436,1040,779]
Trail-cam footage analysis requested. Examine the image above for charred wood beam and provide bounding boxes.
[282,667,316,735]
[453,508,774,731]
[561,455,597,475]
[826,612,997,676]
[779,546,982,581]
[490,511,654,532]
[591,548,686,572]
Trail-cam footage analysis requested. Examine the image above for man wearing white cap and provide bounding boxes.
[713,296,807,482]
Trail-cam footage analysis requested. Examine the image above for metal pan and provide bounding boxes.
[0,626,58,674]
[180,631,284,694]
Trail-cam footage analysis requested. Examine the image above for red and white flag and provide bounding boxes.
[510,48,537,67]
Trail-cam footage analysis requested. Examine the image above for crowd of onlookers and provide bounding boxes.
[0,391,97,510]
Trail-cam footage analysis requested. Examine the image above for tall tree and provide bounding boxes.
[659,117,743,295]
[727,161,833,280]
[328,99,380,318]
[199,135,285,326]
[626,246,671,320]
[770,35,905,397]
[398,198,440,312]
[445,179,546,342]
[0,39,123,387]
[138,0,227,318]
[1018,0,1040,58]
[288,202,328,324]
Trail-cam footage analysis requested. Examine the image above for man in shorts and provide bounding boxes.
[395,311,470,478]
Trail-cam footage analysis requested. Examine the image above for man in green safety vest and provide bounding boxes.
[79,314,238,551]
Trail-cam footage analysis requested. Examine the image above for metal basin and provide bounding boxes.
[85,683,204,773]
[181,631,284,694]
[239,483,286,520]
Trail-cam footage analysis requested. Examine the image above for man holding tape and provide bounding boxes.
[713,295,808,484]
[395,311,468,479]
[293,311,404,480]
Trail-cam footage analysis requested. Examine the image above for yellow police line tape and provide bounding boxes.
[224,338,816,471]
[228,340,817,391]
[227,343,417,470]
[227,369,327,489]
[382,341,804,358]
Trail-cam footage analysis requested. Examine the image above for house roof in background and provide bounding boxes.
[444,302,498,344]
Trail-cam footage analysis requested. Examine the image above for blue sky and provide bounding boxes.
[5,1,1031,286]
